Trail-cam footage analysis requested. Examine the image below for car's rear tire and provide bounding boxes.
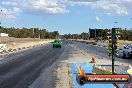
[128,54,132,59]
[122,53,126,59]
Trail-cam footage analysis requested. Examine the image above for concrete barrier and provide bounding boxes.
[0,44,7,53]
[0,40,54,55]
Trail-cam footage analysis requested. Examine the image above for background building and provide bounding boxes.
[0,33,9,37]
[89,28,102,39]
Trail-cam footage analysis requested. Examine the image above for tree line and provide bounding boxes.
[101,29,132,41]
[62,32,89,40]
[0,27,131,41]
[0,27,59,39]
[62,29,132,41]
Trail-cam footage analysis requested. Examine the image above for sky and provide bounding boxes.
[0,0,132,34]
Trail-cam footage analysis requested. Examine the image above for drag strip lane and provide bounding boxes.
[0,44,65,88]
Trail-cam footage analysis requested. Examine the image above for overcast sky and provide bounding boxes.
[0,0,132,34]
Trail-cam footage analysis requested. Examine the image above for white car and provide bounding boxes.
[122,44,132,59]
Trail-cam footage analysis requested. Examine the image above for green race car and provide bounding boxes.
[52,40,61,48]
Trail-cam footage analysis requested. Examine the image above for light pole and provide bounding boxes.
[95,28,96,41]
[111,22,117,74]
[111,28,116,74]
[0,10,2,28]
[101,26,103,42]
[114,22,117,28]
[33,28,34,38]
[123,28,126,41]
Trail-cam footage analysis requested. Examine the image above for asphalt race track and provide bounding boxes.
[0,40,131,88]
[0,43,65,88]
